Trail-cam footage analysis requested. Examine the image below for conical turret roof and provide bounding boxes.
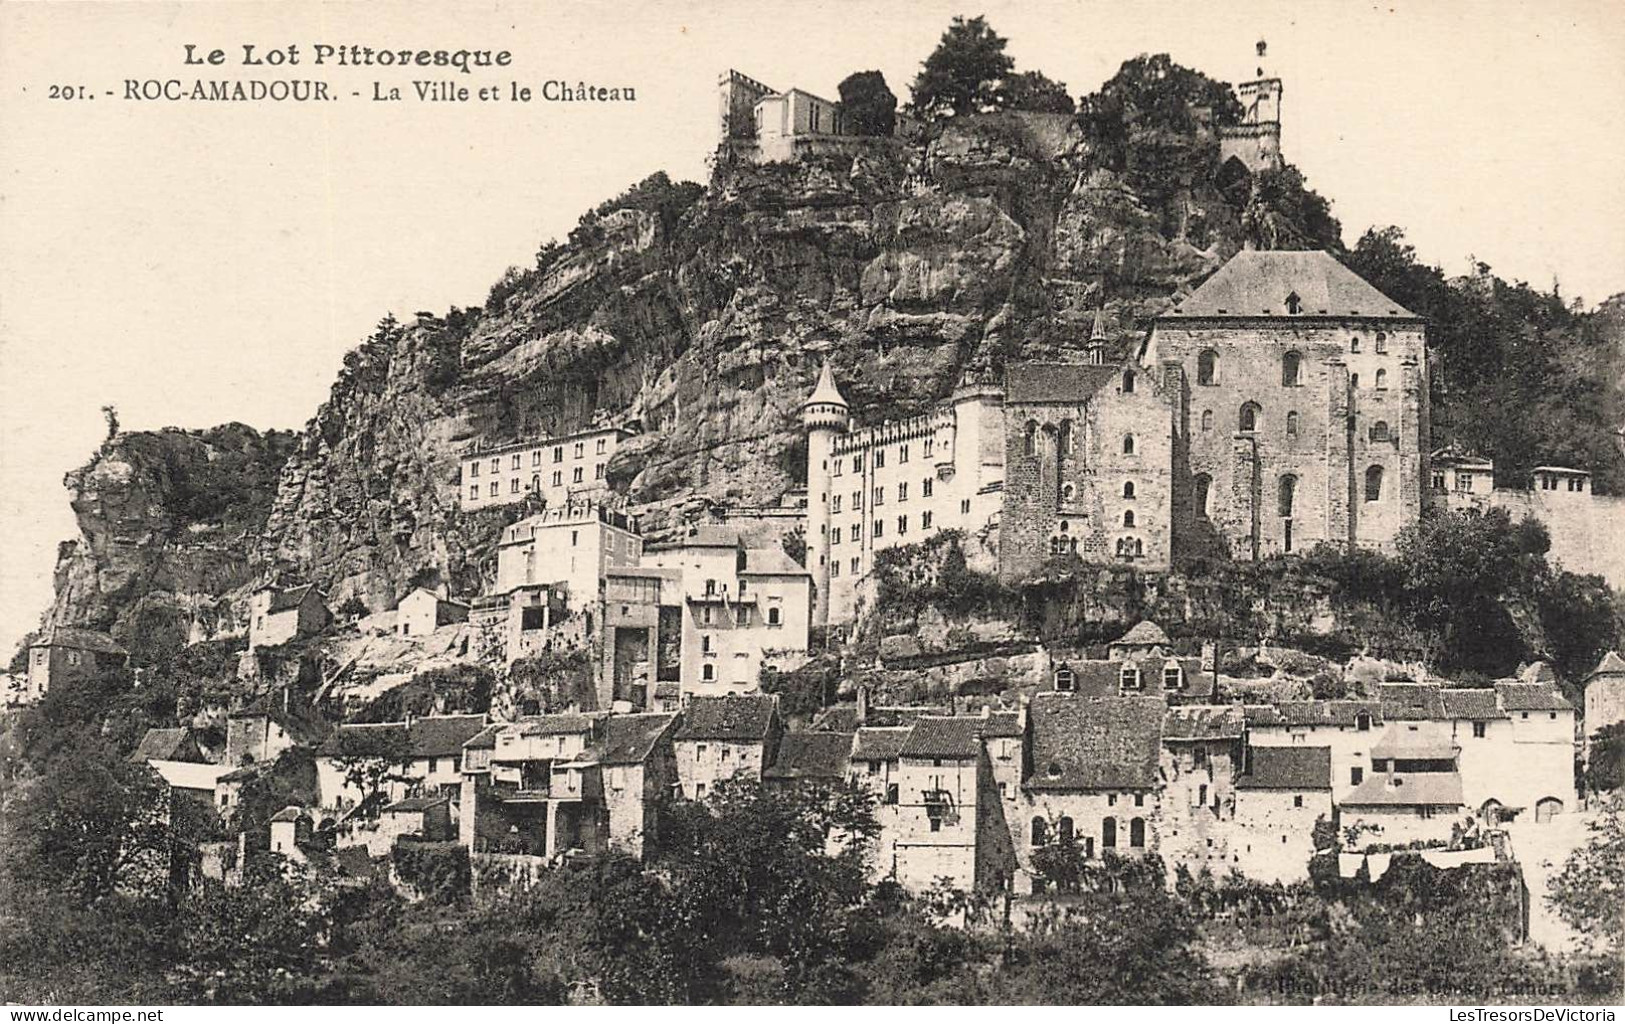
[803,361,848,409]
[1089,308,1108,341]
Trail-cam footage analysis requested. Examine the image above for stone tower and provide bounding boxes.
[802,362,849,628]
[1219,40,1284,174]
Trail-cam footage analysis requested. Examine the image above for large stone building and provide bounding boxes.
[801,363,1005,626]
[1146,249,1429,561]
[24,627,126,702]
[459,426,629,512]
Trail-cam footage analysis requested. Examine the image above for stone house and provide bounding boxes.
[395,588,469,638]
[1231,746,1333,883]
[147,759,235,818]
[882,717,1014,893]
[1000,359,1181,578]
[315,713,488,811]
[224,691,321,767]
[763,731,854,789]
[1019,694,1164,893]
[672,694,782,801]
[268,806,313,863]
[247,584,331,651]
[458,426,630,512]
[1146,249,1428,561]
[342,795,454,858]
[1243,699,1386,801]
[1158,706,1244,874]
[25,627,126,701]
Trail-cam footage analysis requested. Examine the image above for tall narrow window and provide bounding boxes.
[1130,817,1146,848]
[1365,465,1384,502]
[1200,409,1213,432]
[1024,421,1038,456]
[1058,816,1075,845]
[1122,434,1136,455]
[1239,402,1261,433]
[1122,370,1135,394]
[1375,331,1388,354]
[1123,510,1135,528]
[1031,817,1048,846]
[1058,419,1073,454]
[1193,474,1212,519]
[1102,817,1117,848]
[1282,351,1302,387]
[1351,336,1362,353]
[1278,474,1297,517]
[1286,410,1300,436]
[1198,350,1219,386]
[1375,368,1389,390]
[1123,481,1136,499]
[1371,420,1390,442]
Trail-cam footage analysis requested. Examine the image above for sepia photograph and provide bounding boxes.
[0,0,1622,1009]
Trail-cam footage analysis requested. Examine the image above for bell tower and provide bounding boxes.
[1219,39,1284,174]
[801,362,850,628]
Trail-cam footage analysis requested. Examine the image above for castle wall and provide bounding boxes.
[1437,486,1625,589]
[999,366,1176,580]
[1159,741,1241,876]
[1149,320,1427,561]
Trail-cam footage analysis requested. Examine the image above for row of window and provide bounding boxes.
[832,511,936,547]
[832,439,937,477]
[468,438,609,476]
[1031,814,1147,849]
[1054,663,1184,692]
[467,465,605,500]
[1194,339,1392,389]
[1188,465,1387,520]
[831,477,936,513]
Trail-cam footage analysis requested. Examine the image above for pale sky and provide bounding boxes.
[2,0,1622,656]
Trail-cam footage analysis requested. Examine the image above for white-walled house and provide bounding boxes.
[1232,746,1333,883]
[248,585,331,651]
[395,588,470,638]
[316,714,488,811]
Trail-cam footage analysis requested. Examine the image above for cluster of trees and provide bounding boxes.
[908,16,1074,119]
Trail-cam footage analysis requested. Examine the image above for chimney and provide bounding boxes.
[856,685,869,725]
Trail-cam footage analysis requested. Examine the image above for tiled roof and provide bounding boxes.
[1495,681,1573,712]
[1380,683,1446,720]
[852,727,911,762]
[811,705,860,733]
[1439,688,1504,720]
[1370,726,1458,761]
[1115,621,1172,647]
[738,547,809,577]
[1588,651,1625,679]
[35,627,125,656]
[900,718,986,760]
[764,732,853,780]
[406,715,488,757]
[591,714,676,765]
[1005,363,1120,404]
[265,584,319,614]
[1059,656,1209,699]
[268,805,308,823]
[1343,771,1465,808]
[1255,700,1382,728]
[383,795,448,813]
[1237,746,1332,790]
[1026,695,1164,791]
[1163,706,1243,741]
[1164,250,1418,320]
[1517,661,1559,684]
[129,727,198,763]
[674,695,777,741]
[980,712,1024,737]
[517,714,595,737]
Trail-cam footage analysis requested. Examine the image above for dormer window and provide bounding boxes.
[1055,667,1076,692]
[1356,712,1372,732]
[1163,665,1182,690]
[1285,291,1302,315]
[1120,664,1141,691]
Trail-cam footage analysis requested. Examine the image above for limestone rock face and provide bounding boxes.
[44,112,1312,637]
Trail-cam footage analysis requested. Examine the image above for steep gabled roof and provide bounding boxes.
[265,584,321,614]
[406,715,488,757]
[1237,746,1332,790]
[268,805,309,823]
[1587,651,1625,679]
[1439,688,1504,721]
[591,714,676,765]
[1495,681,1573,712]
[900,717,986,760]
[129,727,201,763]
[764,731,853,780]
[1026,695,1163,791]
[737,547,809,577]
[1164,250,1418,320]
[1163,706,1243,741]
[674,695,778,742]
[1115,621,1172,647]
[1005,363,1120,404]
[1369,725,1458,761]
[1380,683,1445,721]
[463,724,502,750]
[852,727,911,762]
[148,759,233,791]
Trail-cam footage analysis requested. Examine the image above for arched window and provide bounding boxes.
[1239,402,1261,433]
[1282,350,1302,387]
[1355,712,1372,732]
[1351,372,1360,389]
[1123,510,1136,528]
[1278,474,1297,517]
[1351,336,1363,353]
[1058,816,1075,846]
[1061,482,1076,501]
[1122,434,1136,455]
[1122,370,1135,394]
[1102,817,1118,849]
[1054,667,1076,692]
[1370,420,1390,442]
[1130,817,1146,848]
[1057,418,1073,454]
[1375,331,1388,354]
[1375,368,1388,390]
[1197,349,1219,386]
[1031,817,1049,846]
[1286,411,1300,436]
[1200,409,1213,432]
[1120,663,1140,690]
[1122,481,1136,499]
[1024,421,1038,456]
[1193,474,1212,519]
[1365,465,1384,502]
[1164,665,1183,690]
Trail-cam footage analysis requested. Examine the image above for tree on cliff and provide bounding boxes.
[910,15,1014,118]
[1001,70,1075,114]
[838,71,896,136]
[1077,53,1243,172]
